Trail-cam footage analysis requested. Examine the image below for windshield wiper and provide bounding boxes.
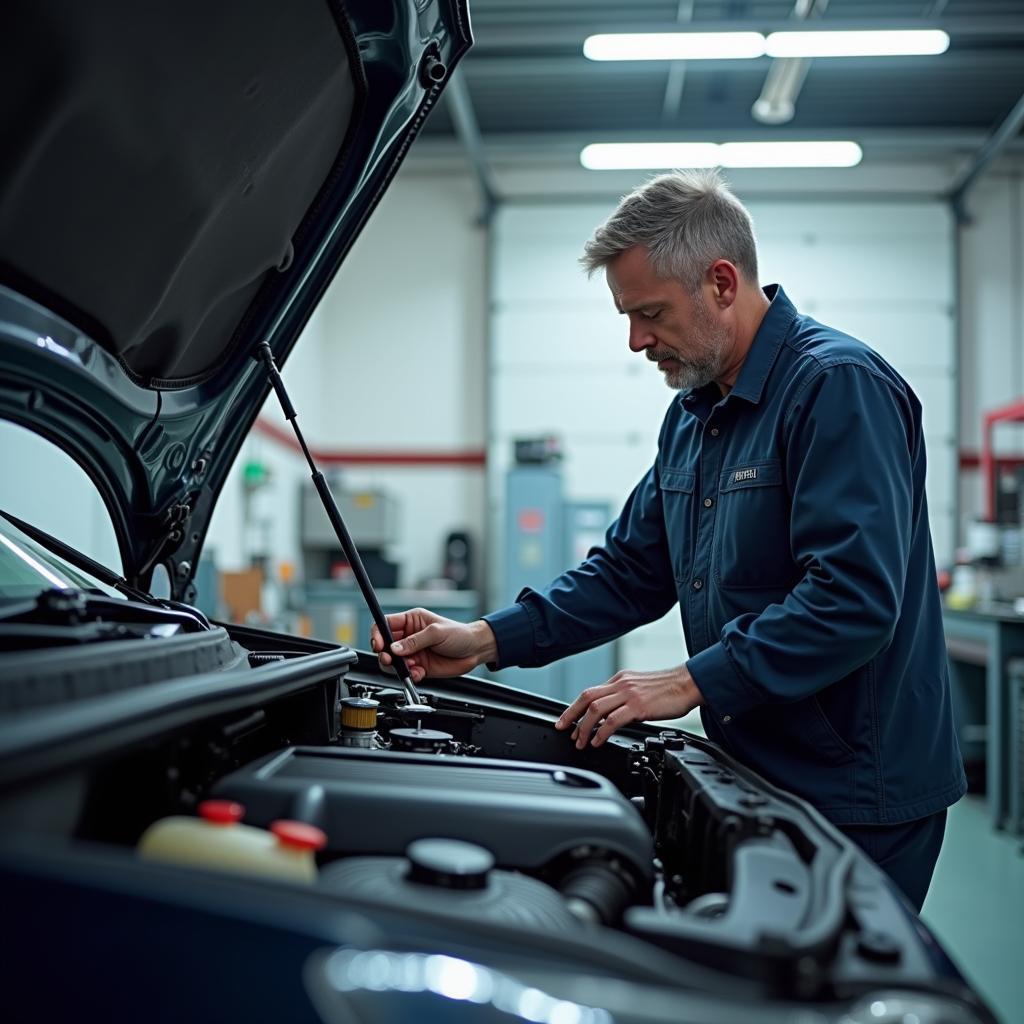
[0,509,174,610]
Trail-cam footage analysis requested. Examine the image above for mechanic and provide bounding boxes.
[372,169,966,913]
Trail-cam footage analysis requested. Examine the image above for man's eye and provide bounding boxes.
[640,310,660,321]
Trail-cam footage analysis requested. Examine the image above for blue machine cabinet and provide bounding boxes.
[498,465,617,702]
[305,583,480,655]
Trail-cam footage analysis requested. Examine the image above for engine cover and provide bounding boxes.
[212,746,653,881]
[320,852,582,933]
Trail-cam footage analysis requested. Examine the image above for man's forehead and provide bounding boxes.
[606,244,654,280]
[607,261,674,312]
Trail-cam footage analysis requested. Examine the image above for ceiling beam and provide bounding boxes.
[470,17,1024,52]
[412,128,1024,155]
[459,50,1024,78]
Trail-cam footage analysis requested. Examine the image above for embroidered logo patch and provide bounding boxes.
[732,467,758,483]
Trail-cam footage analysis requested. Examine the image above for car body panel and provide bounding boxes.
[0,0,471,593]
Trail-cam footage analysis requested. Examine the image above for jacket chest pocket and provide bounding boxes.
[660,467,695,584]
[713,459,795,590]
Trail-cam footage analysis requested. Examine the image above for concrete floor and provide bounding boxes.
[921,796,1024,1024]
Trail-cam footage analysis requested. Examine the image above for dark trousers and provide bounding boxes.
[840,809,948,913]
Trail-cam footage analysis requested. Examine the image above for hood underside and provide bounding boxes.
[0,0,471,594]
[1,1,359,386]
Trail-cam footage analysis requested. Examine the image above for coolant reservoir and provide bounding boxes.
[137,800,326,884]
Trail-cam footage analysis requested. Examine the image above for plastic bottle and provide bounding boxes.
[137,800,326,884]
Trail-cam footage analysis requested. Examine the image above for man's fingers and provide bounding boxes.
[390,623,440,656]
[556,684,615,730]
[592,706,634,747]
[574,694,626,749]
[390,633,422,655]
[372,621,411,653]
[384,611,408,634]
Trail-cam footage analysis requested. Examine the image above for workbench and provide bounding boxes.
[943,605,1024,832]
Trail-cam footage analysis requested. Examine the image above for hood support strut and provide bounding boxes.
[256,343,427,711]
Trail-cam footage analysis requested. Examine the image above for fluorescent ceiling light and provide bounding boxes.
[584,32,766,61]
[581,143,722,170]
[720,141,863,167]
[765,29,949,58]
[584,29,950,62]
[580,141,863,170]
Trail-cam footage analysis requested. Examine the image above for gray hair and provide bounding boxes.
[580,168,759,292]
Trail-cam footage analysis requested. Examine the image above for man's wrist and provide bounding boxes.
[470,619,498,667]
[681,665,705,708]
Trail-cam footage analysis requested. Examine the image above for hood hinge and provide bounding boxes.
[136,500,192,583]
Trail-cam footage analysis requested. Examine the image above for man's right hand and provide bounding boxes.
[370,608,497,683]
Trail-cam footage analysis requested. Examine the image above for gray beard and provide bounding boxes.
[660,351,723,390]
[653,331,728,390]
[649,296,729,390]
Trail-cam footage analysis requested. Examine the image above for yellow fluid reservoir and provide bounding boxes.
[137,800,326,885]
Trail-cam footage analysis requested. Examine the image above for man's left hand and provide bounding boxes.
[555,665,705,749]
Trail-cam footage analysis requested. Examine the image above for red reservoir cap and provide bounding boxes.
[198,800,245,825]
[271,820,328,851]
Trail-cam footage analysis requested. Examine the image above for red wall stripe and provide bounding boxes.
[252,417,486,467]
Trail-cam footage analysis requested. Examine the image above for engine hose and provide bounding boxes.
[558,860,634,925]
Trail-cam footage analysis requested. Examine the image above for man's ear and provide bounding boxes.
[708,260,739,308]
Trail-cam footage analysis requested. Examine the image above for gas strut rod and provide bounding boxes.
[256,343,427,710]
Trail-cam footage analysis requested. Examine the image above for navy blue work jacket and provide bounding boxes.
[485,285,965,826]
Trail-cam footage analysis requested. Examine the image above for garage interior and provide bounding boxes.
[1,1,1023,1019]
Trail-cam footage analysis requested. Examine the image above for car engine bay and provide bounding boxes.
[0,609,993,1024]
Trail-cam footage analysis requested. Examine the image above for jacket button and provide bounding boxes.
[703,497,713,508]
[692,578,703,590]
[710,427,720,437]
[723,715,732,724]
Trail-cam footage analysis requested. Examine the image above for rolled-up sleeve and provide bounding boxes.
[484,462,679,669]
[688,361,916,719]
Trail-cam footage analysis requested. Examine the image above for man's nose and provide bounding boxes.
[628,322,654,353]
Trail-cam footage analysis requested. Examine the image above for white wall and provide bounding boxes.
[957,171,1024,535]
[0,420,122,571]
[6,159,1018,627]
[313,171,488,589]
[202,304,332,579]
[0,167,490,600]
[205,166,489,592]
[490,196,956,674]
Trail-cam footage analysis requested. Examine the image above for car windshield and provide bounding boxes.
[0,514,123,600]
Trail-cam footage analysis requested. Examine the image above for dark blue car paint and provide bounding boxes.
[0,1,472,597]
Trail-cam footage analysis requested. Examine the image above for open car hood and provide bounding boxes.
[0,0,471,596]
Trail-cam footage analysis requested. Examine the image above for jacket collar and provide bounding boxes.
[724,283,796,404]
[680,283,796,413]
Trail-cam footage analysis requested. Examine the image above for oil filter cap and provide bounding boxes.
[406,838,494,890]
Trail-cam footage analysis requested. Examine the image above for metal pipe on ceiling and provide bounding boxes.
[949,89,1024,221]
[445,68,500,223]
[661,0,694,123]
[751,0,828,126]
